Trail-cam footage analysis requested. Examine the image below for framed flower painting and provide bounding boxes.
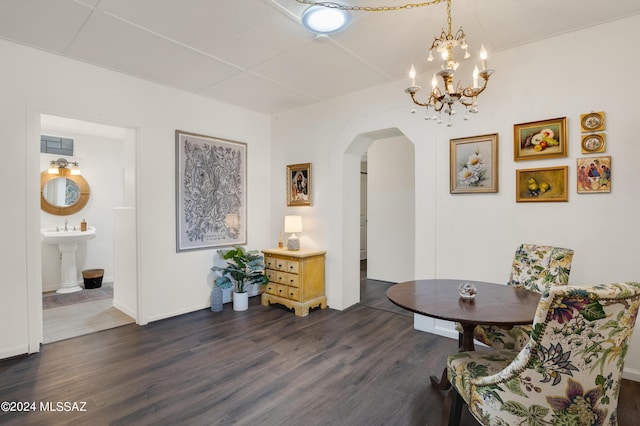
[450,133,499,194]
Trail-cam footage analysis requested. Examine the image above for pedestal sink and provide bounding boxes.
[41,226,96,294]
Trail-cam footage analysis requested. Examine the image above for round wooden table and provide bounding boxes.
[387,279,541,388]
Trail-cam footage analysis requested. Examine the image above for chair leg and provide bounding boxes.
[442,388,464,426]
[442,387,464,426]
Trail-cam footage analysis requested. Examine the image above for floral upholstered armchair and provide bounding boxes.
[457,244,574,351]
[447,282,640,426]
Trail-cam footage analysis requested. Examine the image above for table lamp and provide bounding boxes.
[284,215,303,251]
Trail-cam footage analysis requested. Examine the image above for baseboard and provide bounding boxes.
[112,299,137,322]
[146,303,210,323]
[622,368,640,382]
[0,345,29,361]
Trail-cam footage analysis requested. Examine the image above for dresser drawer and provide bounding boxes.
[265,282,277,295]
[275,284,288,298]
[285,260,299,274]
[286,286,300,301]
[264,256,277,270]
[276,272,299,287]
[265,269,276,282]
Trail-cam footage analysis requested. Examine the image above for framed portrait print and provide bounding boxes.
[450,133,499,193]
[577,156,611,193]
[514,117,567,161]
[175,130,247,252]
[516,166,568,202]
[287,163,311,206]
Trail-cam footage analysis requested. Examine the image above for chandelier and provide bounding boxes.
[406,0,494,125]
[294,0,494,126]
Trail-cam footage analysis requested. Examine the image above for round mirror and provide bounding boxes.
[40,169,90,215]
[43,177,80,207]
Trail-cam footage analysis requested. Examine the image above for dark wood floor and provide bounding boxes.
[0,265,638,425]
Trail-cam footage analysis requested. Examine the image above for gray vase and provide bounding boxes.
[211,286,223,312]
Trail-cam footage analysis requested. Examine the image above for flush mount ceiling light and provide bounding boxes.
[301,4,351,34]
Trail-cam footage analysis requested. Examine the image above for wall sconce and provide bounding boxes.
[225,213,240,238]
[48,158,81,175]
[284,215,303,251]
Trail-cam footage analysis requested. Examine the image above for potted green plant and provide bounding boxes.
[211,246,268,311]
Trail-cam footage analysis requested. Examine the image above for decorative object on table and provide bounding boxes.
[404,0,494,126]
[446,282,640,426]
[284,215,303,251]
[278,231,283,248]
[211,246,268,312]
[450,133,499,194]
[515,166,568,202]
[457,282,477,300]
[175,130,246,252]
[456,244,574,351]
[513,117,567,161]
[210,285,223,312]
[261,248,327,316]
[286,163,311,206]
[580,111,605,132]
[580,132,606,154]
[577,156,611,193]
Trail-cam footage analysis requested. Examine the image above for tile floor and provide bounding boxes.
[43,298,134,344]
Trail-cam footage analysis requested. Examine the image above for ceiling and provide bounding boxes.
[2,0,640,116]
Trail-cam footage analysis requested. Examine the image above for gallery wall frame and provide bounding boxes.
[577,156,611,193]
[580,111,605,133]
[516,166,568,202]
[175,130,247,252]
[514,117,567,161]
[287,163,311,206]
[450,133,499,194]
[581,133,606,154]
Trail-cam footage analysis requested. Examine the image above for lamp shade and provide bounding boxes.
[284,215,303,234]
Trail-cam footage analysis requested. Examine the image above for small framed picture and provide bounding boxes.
[581,133,606,154]
[287,163,311,206]
[577,156,611,193]
[450,133,499,193]
[516,166,568,202]
[514,117,567,161]
[580,111,605,133]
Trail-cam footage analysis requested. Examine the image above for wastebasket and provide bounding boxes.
[82,269,104,289]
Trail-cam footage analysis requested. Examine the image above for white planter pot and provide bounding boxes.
[233,291,249,311]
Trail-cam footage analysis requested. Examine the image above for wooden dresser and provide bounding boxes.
[261,248,327,317]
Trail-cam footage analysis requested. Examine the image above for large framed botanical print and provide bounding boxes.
[175,130,247,252]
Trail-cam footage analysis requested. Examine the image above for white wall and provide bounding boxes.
[40,130,125,291]
[367,135,415,282]
[0,38,271,359]
[271,15,640,379]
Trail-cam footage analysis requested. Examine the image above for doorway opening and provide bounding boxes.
[38,114,138,343]
[358,133,415,313]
